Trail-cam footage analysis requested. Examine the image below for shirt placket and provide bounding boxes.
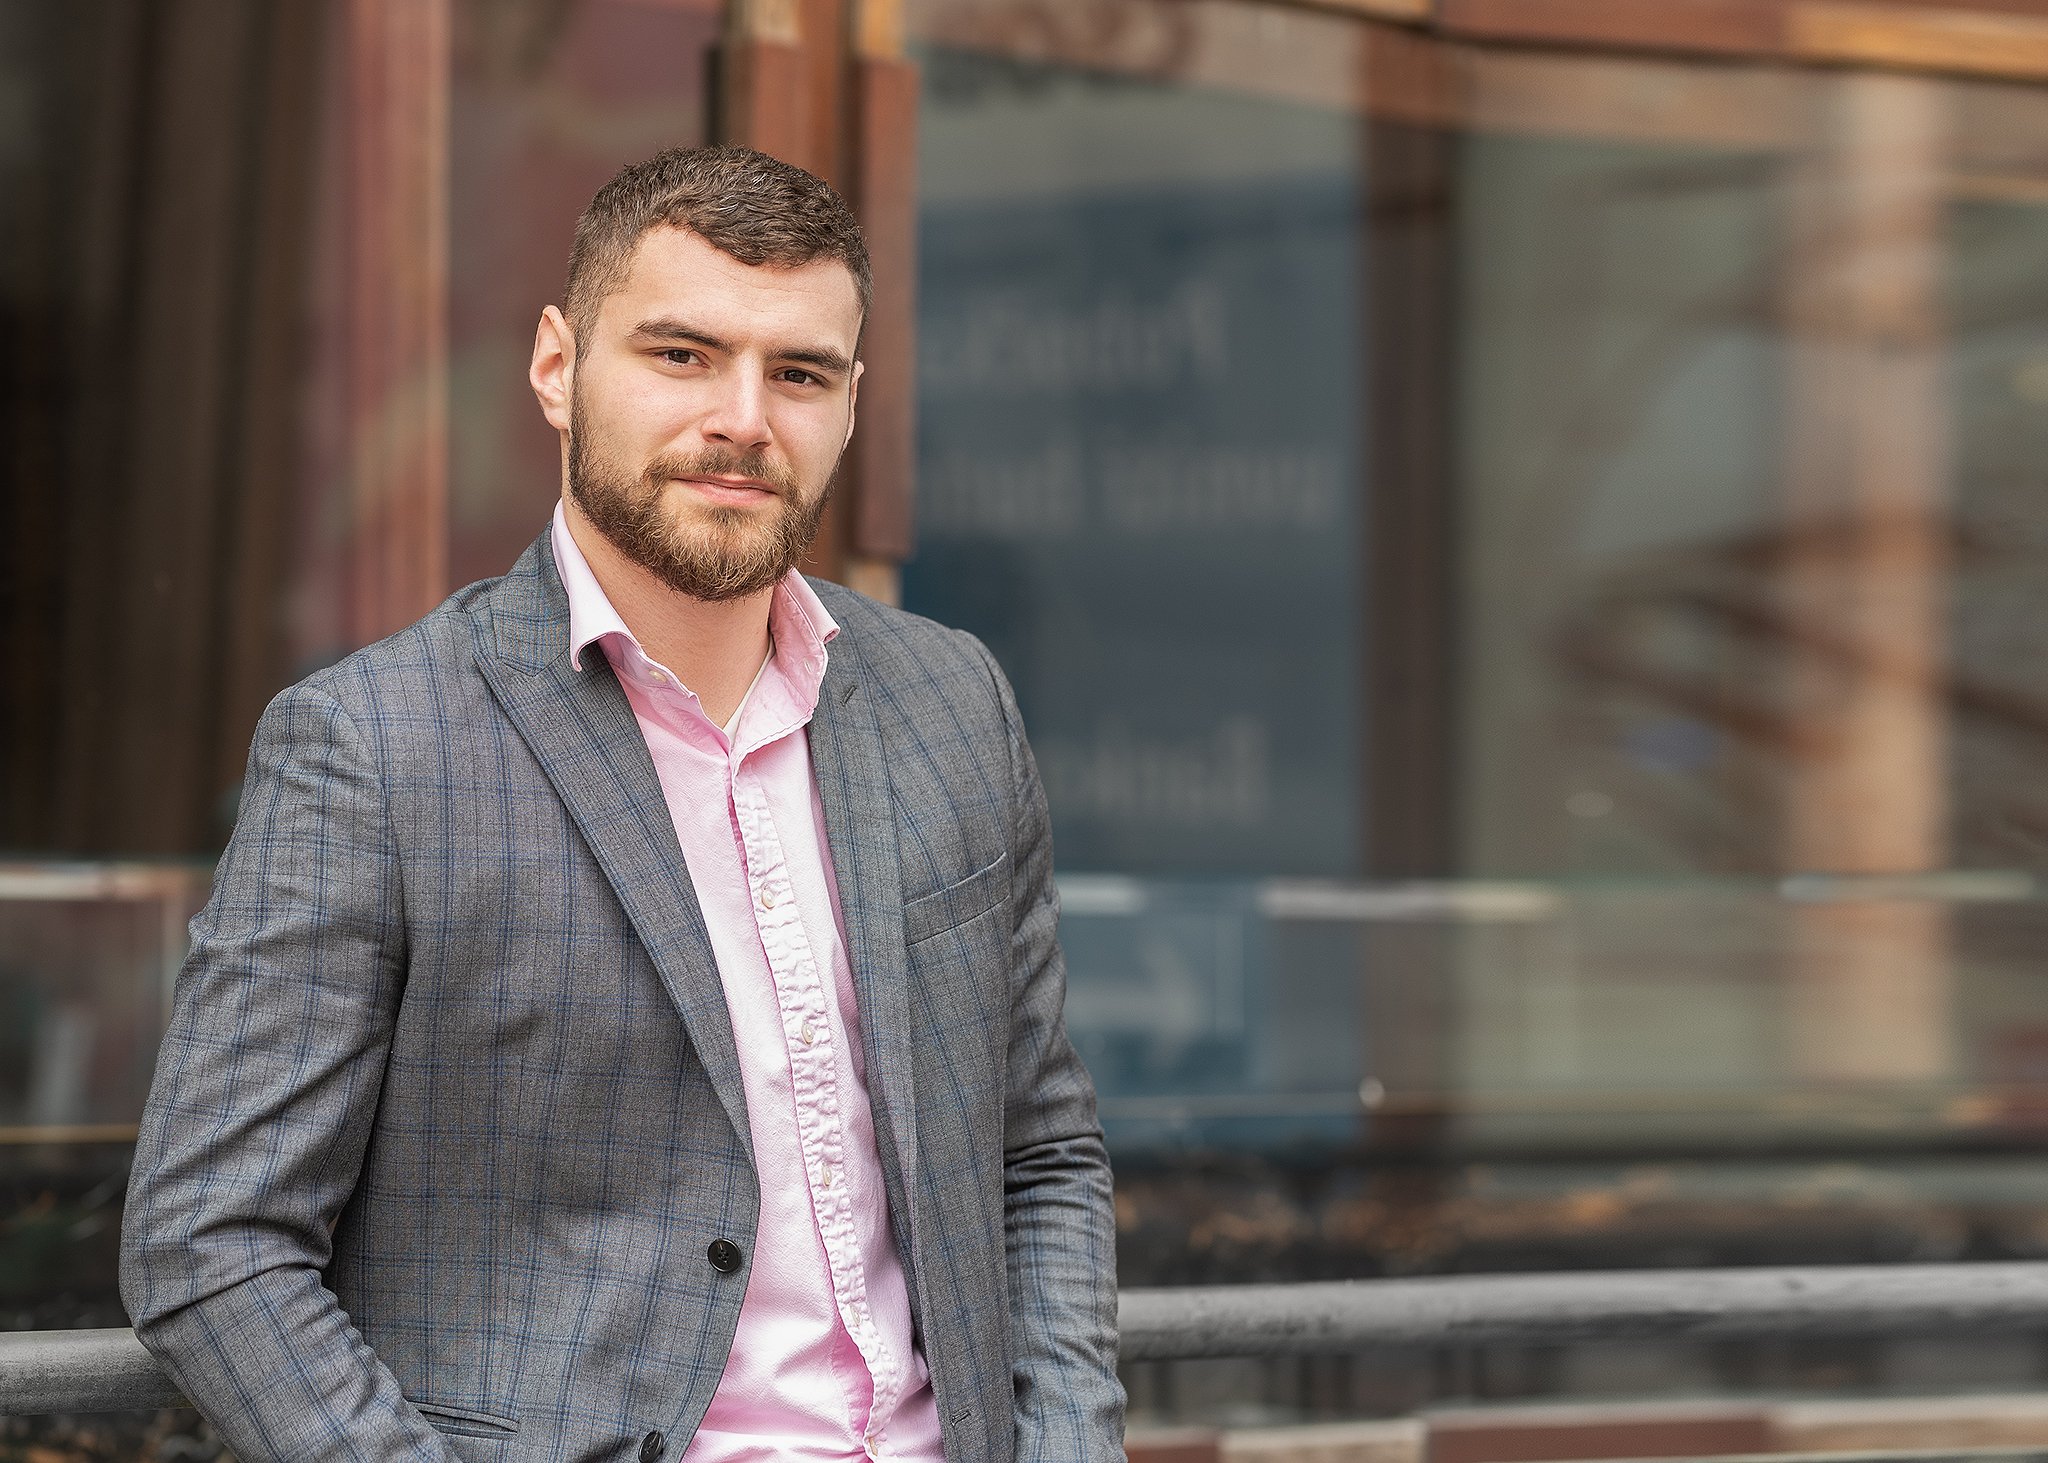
[730,756,902,1439]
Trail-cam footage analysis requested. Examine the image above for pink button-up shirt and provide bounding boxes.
[552,507,944,1463]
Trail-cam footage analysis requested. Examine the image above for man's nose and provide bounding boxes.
[699,371,772,451]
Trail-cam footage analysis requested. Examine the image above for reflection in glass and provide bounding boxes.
[903,3,2048,1173]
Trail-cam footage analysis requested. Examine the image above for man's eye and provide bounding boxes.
[661,349,700,366]
[778,369,821,387]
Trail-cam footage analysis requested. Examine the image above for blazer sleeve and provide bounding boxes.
[120,681,454,1462]
[969,637,1128,1462]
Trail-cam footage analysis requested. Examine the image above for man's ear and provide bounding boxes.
[843,359,864,450]
[530,306,575,433]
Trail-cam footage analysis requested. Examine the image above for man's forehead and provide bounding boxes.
[607,226,861,339]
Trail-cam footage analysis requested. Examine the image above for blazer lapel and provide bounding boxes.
[472,537,753,1162]
[809,630,920,1253]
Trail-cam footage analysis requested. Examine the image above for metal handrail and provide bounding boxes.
[9,1263,2048,1414]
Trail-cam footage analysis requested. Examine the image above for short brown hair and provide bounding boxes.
[563,145,871,351]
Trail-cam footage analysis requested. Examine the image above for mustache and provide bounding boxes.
[645,447,801,496]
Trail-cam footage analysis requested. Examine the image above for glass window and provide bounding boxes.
[902,0,2048,1336]
[908,10,1383,1163]
[0,1,327,860]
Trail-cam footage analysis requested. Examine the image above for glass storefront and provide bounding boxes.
[890,0,2048,1416]
[900,0,2048,1272]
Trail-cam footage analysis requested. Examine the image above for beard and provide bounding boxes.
[566,399,834,603]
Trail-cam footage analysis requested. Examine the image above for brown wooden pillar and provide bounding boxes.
[341,0,451,647]
[845,0,919,606]
[1779,71,1954,1086]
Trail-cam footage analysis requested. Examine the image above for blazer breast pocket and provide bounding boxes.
[902,851,1010,947]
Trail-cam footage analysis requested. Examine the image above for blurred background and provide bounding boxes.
[17,0,2048,1455]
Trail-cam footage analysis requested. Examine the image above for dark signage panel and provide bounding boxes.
[905,178,1365,880]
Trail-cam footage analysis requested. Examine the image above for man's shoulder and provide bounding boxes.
[265,574,506,737]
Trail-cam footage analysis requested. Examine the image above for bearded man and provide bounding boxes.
[121,146,1124,1463]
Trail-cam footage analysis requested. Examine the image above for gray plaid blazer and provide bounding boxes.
[120,533,1123,1463]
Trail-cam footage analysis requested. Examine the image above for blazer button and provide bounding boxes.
[707,1238,744,1274]
[639,1430,665,1462]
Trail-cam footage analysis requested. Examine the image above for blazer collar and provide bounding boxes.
[808,609,920,1245]
[471,534,752,1160]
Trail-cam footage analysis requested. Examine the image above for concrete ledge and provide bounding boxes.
[1118,1265,2048,1362]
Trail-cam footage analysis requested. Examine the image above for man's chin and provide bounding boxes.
[640,531,798,602]
[589,478,826,600]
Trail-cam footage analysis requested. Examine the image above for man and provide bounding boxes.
[120,146,1124,1463]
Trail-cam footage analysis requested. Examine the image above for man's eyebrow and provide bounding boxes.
[627,317,851,376]
[777,345,853,376]
[626,318,733,352]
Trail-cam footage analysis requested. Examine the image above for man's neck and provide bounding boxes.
[561,498,774,729]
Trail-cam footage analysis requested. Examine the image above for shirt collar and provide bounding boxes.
[548,499,840,693]
[551,501,633,672]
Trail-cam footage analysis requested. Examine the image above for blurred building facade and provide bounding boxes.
[17,0,2048,1430]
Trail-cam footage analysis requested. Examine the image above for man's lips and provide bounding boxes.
[674,475,779,506]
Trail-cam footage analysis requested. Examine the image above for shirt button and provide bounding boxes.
[647,669,667,685]
[800,1021,815,1045]
[707,1238,744,1274]
[760,887,777,909]
[640,1431,665,1462]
